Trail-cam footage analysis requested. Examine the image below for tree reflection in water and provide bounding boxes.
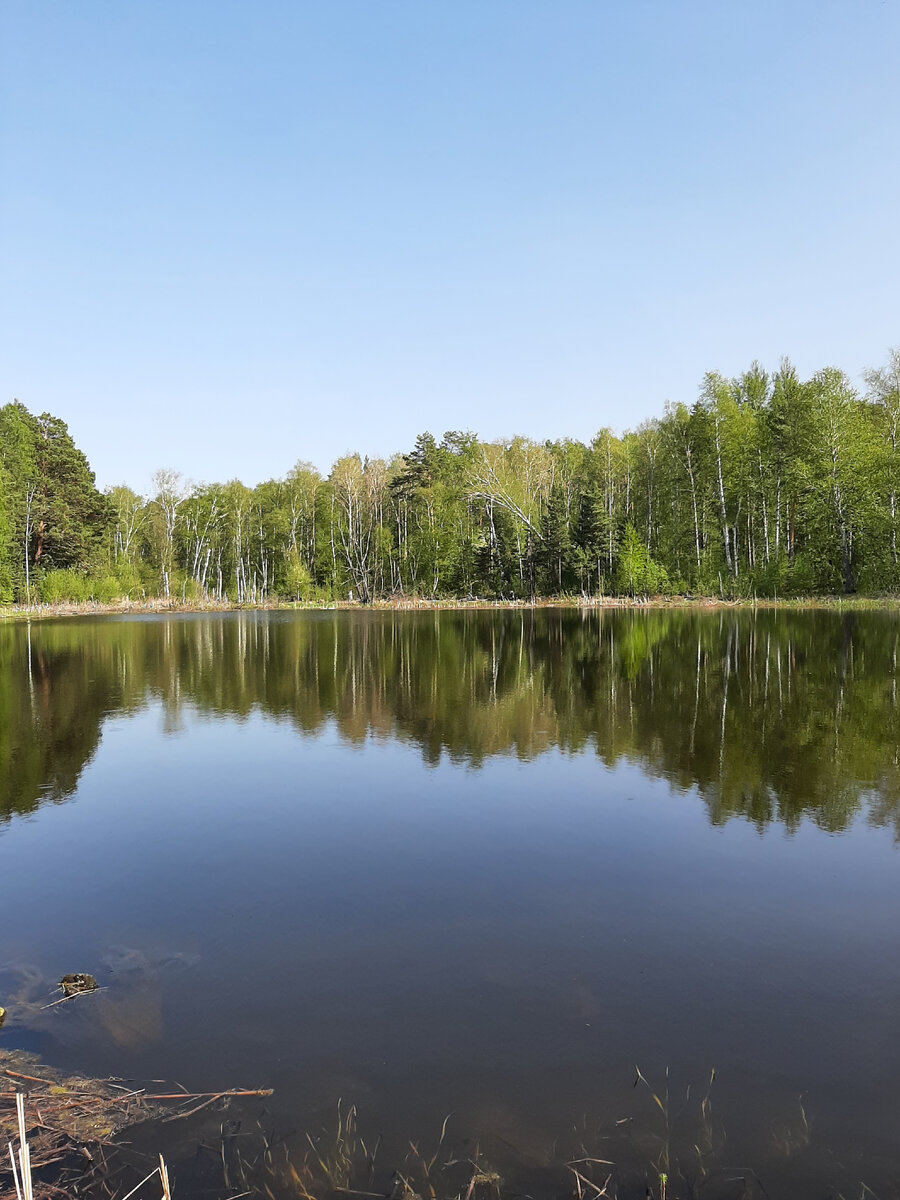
[2,608,898,835]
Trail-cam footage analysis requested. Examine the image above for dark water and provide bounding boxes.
[2,609,900,1198]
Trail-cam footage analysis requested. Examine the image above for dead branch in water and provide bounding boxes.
[0,1051,272,1200]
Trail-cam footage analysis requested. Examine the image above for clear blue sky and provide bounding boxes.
[2,2,899,494]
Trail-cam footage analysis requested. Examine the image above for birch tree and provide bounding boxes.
[865,348,900,580]
[150,469,187,598]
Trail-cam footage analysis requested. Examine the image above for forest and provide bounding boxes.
[1,350,899,605]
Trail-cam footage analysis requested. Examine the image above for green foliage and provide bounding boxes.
[285,548,313,600]
[614,525,669,595]
[90,575,125,603]
[40,568,90,604]
[112,558,150,598]
[0,401,111,601]
[6,349,900,605]
[38,568,127,604]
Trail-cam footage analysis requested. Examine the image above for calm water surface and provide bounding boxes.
[2,609,900,1198]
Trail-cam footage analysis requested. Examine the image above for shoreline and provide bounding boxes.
[3,593,900,622]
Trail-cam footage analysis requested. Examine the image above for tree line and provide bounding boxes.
[1,350,899,604]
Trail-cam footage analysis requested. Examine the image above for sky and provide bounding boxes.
[2,2,899,495]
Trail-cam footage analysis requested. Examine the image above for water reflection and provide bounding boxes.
[2,608,899,834]
[4,609,900,1200]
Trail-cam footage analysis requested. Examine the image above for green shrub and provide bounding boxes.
[614,525,669,595]
[89,575,124,603]
[40,569,89,604]
[111,560,146,598]
[285,549,314,601]
[782,553,820,596]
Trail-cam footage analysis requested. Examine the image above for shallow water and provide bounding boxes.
[2,609,900,1198]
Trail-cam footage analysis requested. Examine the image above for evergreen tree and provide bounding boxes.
[0,401,110,600]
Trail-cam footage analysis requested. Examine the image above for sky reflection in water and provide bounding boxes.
[2,609,900,1198]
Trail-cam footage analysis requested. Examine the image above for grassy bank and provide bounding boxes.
[3,593,900,623]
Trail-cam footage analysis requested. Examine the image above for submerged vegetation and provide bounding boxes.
[0,1050,268,1200]
[2,350,900,605]
[0,1051,888,1200]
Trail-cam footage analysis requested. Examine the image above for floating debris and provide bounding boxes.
[58,973,99,998]
[0,1049,272,1200]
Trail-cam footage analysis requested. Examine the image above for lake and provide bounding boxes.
[2,608,900,1199]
